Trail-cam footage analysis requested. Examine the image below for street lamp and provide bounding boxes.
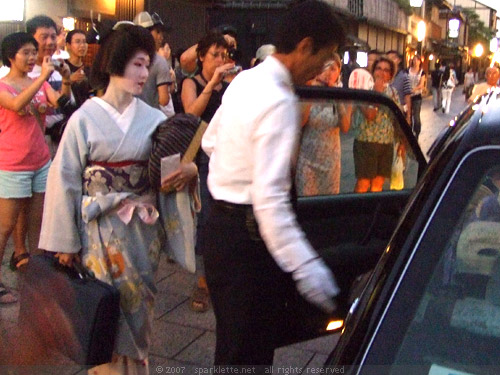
[448,18,460,39]
[474,43,484,58]
[417,21,426,42]
[62,17,76,31]
[411,0,426,59]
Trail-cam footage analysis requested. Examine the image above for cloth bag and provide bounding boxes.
[149,113,207,273]
[158,184,201,273]
[19,253,120,366]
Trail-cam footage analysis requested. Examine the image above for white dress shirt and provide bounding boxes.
[202,56,318,273]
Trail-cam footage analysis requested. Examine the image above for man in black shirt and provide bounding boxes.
[65,29,92,108]
[431,62,443,111]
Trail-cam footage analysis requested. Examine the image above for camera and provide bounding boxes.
[50,51,69,69]
[50,58,64,69]
[227,48,241,62]
[224,66,242,76]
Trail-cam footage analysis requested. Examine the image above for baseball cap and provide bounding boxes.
[133,11,163,29]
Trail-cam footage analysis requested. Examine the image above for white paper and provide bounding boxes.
[161,153,181,184]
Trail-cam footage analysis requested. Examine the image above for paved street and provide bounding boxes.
[0,85,470,374]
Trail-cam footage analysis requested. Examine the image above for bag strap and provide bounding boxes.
[181,120,208,163]
[30,102,45,132]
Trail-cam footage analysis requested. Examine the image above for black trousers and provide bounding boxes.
[203,201,297,366]
[411,94,422,139]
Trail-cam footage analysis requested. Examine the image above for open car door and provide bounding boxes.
[277,86,427,346]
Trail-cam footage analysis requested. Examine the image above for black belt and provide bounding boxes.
[213,200,252,213]
[213,200,261,241]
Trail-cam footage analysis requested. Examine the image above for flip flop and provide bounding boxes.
[0,283,17,305]
[190,285,210,313]
[9,252,30,271]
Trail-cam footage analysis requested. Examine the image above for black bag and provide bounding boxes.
[19,253,120,366]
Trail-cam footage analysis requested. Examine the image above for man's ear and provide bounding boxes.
[296,37,314,56]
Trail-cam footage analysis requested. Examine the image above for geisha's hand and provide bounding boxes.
[55,252,78,267]
[161,162,198,192]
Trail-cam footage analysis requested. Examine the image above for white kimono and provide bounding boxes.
[39,98,166,361]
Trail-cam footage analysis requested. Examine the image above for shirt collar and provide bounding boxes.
[264,55,294,91]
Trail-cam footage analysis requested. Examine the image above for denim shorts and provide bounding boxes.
[0,160,51,198]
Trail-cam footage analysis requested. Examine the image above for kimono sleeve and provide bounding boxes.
[39,111,89,253]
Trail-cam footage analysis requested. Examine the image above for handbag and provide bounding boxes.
[19,253,120,366]
[446,77,455,89]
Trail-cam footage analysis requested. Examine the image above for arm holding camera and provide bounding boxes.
[44,56,72,108]
[0,56,69,112]
[181,63,234,117]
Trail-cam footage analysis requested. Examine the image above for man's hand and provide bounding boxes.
[70,67,85,84]
[292,258,340,313]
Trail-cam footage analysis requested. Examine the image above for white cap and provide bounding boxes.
[255,44,276,61]
[133,11,163,29]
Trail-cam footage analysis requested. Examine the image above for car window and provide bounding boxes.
[295,98,418,196]
[389,165,500,374]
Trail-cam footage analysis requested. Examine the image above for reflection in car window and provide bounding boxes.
[296,98,418,196]
[391,166,500,374]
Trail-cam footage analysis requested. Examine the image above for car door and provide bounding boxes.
[278,86,427,346]
[327,143,500,375]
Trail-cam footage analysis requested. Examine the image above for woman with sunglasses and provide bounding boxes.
[181,31,235,313]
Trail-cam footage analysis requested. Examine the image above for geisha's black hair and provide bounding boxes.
[89,23,155,91]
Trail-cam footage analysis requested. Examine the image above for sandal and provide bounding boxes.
[0,283,17,304]
[9,252,30,271]
[190,285,210,313]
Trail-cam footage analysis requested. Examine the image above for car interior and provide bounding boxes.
[391,166,500,375]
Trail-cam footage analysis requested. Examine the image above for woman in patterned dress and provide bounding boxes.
[296,53,351,196]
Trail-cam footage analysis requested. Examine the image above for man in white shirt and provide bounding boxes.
[201,0,344,366]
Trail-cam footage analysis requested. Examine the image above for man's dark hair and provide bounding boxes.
[215,24,237,39]
[66,29,86,44]
[1,32,38,67]
[26,15,57,36]
[274,0,344,54]
[386,50,400,59]
[196,31,229,70]
[90,24,155,91]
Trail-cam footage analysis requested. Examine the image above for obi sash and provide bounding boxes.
[83,160,150,196]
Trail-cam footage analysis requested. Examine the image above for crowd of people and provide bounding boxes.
[1,0,500,371]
